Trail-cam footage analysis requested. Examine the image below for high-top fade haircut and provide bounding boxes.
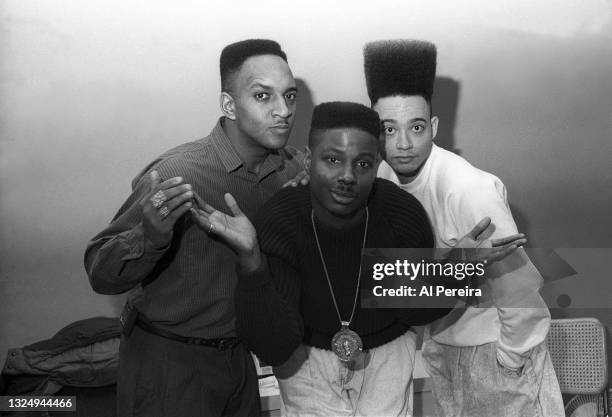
[363,39,437,106]
[308,101,382,150]
[220,39,288,93]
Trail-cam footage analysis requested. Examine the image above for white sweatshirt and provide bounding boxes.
[378,144,550,369]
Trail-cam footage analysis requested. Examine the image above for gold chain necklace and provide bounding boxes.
[311,207,369,362]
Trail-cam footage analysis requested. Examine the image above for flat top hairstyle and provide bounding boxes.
[363,39,437,106]
[308,101,382,149]
[220,39,288,93]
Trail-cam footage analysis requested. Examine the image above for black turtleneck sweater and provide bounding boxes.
[235,178,451,366]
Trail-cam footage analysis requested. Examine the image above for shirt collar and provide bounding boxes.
[210,117,285,177]
[258,149,285,179]
[210,118,243,173]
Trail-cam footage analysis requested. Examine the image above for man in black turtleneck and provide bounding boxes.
[191,101,518,416]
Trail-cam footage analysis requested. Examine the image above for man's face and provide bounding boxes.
[306,128,379,220]
[373,95,438,183]
[229,55,297,151]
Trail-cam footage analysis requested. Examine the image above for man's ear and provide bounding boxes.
[431,115,439,140]
[304,147,312,174]
[220,92,236,120]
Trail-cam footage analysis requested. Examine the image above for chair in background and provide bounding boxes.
[547,318,609,417]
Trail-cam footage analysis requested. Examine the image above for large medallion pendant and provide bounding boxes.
[331,322,363,362]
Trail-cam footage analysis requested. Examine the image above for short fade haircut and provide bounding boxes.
[220,39,288,93]
[363,39,437,106]
[308,101,382,150]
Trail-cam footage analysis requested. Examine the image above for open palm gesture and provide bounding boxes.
[456,217,527,265]
[190,192,257,256]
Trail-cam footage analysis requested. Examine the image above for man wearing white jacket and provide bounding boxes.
[364,39,564,417]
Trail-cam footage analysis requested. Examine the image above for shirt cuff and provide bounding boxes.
[119,222,169,262]
[496,347,527,371]
[236,254,272,290]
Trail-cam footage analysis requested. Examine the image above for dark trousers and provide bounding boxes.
[116,325,260,417]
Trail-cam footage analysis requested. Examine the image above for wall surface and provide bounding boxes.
[1,0,611,370]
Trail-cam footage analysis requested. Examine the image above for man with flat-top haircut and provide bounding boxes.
[364,39,564,416]
[191,101,517,417]
[84,39,302,417]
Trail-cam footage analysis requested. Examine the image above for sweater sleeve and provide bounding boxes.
[235,256,303,366]
[234,190,304,366]
[450,176,550,370]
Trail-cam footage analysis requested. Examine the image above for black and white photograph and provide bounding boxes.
[1,1,611,416]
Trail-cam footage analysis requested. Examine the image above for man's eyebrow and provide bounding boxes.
[249,82,272,90]
[356,152,377,159]
[319,146,342,152]
[318,147,374,156]
[318,146,351,154]
[380,117,428,123]
[380,118,397,124]
[247,83,298,94]
[410,117,428,123]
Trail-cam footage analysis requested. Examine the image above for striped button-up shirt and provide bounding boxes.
[85,118,303,338]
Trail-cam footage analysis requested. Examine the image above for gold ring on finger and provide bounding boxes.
[159,206,170,219]
[150,190,167,209]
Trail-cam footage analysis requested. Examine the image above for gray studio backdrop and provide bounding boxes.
[1,0,611,360]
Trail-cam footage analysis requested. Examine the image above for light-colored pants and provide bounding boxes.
[274,330,417,417]
[422,339,564,417]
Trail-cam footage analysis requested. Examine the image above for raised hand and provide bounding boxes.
[190,192,261,272]
[140,170,193,249]
[455,217,527,265]
[282,170,310,188]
